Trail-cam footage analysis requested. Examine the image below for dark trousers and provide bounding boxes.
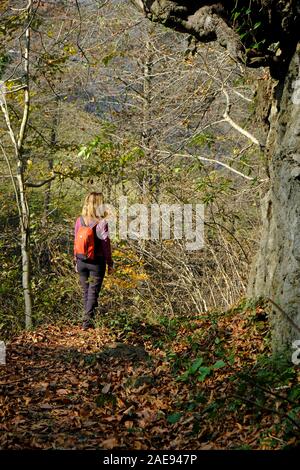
[77,257,106,322]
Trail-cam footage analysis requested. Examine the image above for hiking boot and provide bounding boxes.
[82,320,95,330]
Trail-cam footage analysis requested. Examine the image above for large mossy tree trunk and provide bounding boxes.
[248,44,300,352]
[132,0,300,353]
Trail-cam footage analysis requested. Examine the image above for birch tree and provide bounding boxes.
[0,1,33,328]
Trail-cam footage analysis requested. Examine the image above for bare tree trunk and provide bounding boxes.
[0,1,33,329]
[43,157,53,220]
[18,4,32,329]
[17,171,32,329]
[140,27,154,204]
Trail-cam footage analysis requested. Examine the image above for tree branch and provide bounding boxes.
[155,149,267,182]
[17,1,31,152]
[222,88,264,149]
[25,175,57,188]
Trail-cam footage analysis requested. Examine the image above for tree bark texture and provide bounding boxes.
[248,44,300,352]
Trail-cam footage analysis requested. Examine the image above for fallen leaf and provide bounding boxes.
[125,420,134,428]
[102,383,111,394]
[39,403,52,410]
[56,389,70,396]
[100,437,118,449]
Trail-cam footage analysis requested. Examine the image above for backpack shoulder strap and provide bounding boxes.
[88,219,98,229]
[80,216,98,229]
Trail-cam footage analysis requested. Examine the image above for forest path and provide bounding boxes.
[0,308,298,450]
[0,323,195,450]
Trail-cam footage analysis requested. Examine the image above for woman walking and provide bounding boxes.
[74,192,114,330]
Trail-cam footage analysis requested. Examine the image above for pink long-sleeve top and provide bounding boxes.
[74,216,113,267]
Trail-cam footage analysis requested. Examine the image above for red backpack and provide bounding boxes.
[74,216,97,261]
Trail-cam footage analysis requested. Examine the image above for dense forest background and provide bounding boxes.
[0,0,266,333]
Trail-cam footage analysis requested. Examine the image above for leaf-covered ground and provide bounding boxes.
[1,302,300,450]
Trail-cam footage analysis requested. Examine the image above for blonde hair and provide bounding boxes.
[81,192,107,222]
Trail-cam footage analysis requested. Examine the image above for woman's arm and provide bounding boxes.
[96,220,114,268]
